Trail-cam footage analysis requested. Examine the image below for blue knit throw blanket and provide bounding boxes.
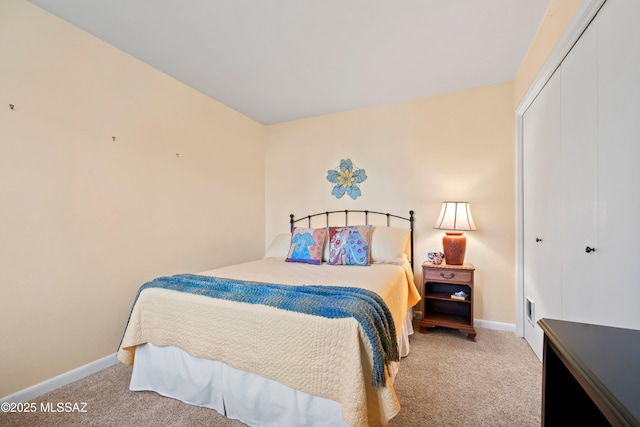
[120,274,399,388]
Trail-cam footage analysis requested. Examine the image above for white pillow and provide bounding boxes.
[264,233,292,259]
[370,226,410,265]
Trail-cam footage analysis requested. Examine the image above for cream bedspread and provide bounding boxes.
[117,258,421,427]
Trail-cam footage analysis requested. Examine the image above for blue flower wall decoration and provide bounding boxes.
[327,159,367,200]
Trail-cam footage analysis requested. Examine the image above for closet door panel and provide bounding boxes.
[559,20,599,324]
[522,70,563,360]
[595,0,640,329]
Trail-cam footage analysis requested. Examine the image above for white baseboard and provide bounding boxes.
[1,353,119,404]
[475,319,516,333]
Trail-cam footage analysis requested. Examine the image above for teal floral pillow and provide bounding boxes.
[327,225,372,266]
[285,227,327,265]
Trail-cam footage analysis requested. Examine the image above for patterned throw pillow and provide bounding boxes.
[285,227,327,265]
[327,225,372,266]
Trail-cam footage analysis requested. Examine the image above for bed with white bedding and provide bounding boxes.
[117,210,420,427]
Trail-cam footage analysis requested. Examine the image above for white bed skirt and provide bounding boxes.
[130,311,414,427]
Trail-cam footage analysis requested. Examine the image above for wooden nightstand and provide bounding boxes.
[418,262,476,340]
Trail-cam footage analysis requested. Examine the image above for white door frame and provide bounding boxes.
[514,0,606,337]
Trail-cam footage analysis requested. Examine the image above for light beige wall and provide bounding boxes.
[265,81,516,325]
[514,0,583,106]
[0,0,265,397]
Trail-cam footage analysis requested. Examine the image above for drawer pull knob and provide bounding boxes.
[536,238,542,242]
[440,272,456,279]
[585,246,596,253]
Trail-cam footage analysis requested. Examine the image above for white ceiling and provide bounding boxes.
[27,0,551,125]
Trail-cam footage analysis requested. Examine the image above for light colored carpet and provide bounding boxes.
[0,326,541,426]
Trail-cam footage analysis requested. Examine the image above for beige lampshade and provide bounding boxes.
[433,201,477,231]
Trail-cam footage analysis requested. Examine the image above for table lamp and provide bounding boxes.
[433,201,476,265]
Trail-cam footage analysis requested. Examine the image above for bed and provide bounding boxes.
[117,210,421,427]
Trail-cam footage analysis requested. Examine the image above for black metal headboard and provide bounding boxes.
[290,210,415,271]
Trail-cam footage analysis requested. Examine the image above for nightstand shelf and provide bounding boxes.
[419,262,476,340]
[423,312,470,324]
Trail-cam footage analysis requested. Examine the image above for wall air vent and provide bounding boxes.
[526,297,535,326]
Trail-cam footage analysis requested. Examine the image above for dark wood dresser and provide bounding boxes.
[538,318,640,426]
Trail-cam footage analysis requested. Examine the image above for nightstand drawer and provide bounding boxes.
[423,268,472,284]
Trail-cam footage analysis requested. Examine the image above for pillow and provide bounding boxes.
[264,233,292,259]
[285,227,327,265]
[327,225,372,266]
[323,233,330,262]
[370,226,410,265]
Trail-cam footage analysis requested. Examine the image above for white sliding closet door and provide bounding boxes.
[559,17,599,324]
[521,0,640,358]
[594,0,640,329]
[522,70,563,361]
